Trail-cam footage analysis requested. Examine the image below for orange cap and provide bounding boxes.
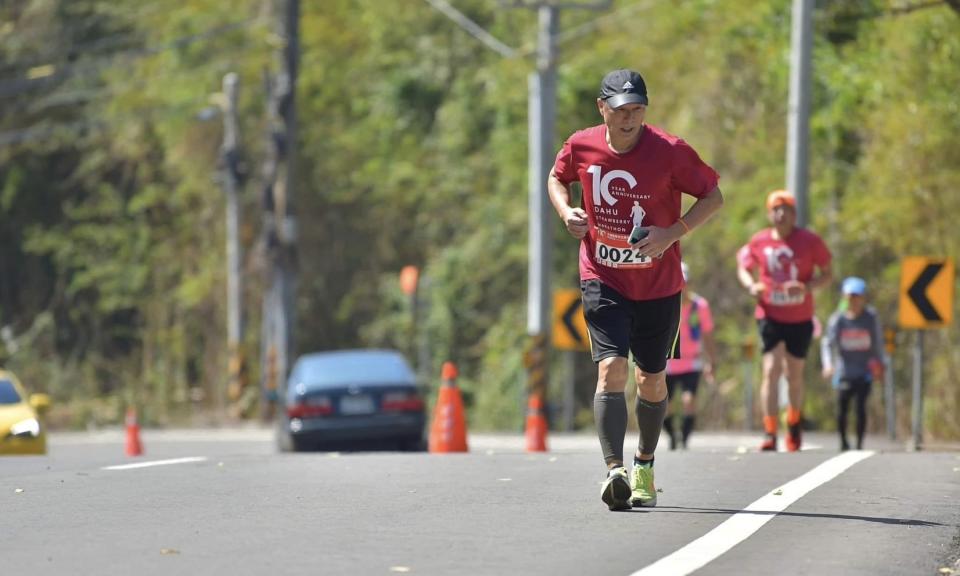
[766,189,796,210]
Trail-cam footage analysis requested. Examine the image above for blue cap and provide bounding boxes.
[842,276,867,296]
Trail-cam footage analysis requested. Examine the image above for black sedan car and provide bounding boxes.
[276,349,426,452]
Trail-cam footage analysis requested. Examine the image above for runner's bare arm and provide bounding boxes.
[676,185,724,234]
[737,262,765,297]
[704,330,719,385]
[633,185,724,257]
[547,167,588,239]
[805,263,833,292]
[783,262,832,297]
[820,320,836,379]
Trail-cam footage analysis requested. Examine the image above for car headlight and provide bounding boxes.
[10,418,40,438]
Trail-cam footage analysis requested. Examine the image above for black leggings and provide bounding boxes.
[837,378,871,448]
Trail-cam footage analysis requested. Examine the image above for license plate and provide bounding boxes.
[340,395,374,415]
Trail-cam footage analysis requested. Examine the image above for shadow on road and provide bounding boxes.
[652,506,945,527]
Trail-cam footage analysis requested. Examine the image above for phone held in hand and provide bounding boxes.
[628,225,648,244]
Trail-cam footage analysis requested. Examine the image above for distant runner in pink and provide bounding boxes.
[663,262,717,449]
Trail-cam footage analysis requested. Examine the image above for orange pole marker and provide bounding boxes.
[125,407,143,457]
[524,393,548,452]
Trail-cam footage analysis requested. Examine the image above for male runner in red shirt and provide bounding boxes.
[737,190,832,452]
[548,69,723,511]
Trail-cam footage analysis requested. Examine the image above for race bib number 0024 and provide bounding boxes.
[593,230,652,269]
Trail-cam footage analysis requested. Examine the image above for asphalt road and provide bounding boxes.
[1,429,958,576]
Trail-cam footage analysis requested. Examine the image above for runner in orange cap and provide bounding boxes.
[737,190,832,452]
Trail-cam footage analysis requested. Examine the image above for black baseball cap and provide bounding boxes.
[599,69,648,109]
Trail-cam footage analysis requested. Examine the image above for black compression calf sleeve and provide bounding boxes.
[636,396,668,456]
[837,390,851,445]
[662,414,675,439]
[855,393,868,448]
[594,392,627,467]
[682,415,695,444]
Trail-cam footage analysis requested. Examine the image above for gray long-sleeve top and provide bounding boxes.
[820,306,884,384]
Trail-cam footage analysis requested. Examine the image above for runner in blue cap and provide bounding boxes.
[820,277,885,450]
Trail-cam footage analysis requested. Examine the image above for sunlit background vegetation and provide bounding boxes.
[1,0,957,439]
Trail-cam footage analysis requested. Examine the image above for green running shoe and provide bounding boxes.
[630,464,657,507]
[600,467,631,511]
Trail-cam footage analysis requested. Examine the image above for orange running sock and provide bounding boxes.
[787,407,802,426]
[763,415,778,435]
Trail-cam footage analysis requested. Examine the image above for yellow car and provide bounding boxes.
[0,369,50,455]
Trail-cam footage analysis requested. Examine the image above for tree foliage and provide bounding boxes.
[1,0,957,437]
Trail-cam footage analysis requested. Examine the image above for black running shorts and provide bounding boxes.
[666,371,701,400]
[580,279,681,373]
[758,318,814,358]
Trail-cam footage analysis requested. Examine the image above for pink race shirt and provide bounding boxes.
[667,294,714,375]
[737,228,832,323]
[553,124,719,301]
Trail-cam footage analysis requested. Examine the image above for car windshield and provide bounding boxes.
[0,379,22,404]
[291,350,415,389]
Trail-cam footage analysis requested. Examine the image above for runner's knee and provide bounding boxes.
[596,356,629,393]
[636,370,666,401]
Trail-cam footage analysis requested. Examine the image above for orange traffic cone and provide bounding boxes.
[428,362,468,453]
[525,393,548,452]
[125,407,143,456]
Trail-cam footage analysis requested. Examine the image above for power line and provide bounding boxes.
[423,0,664,60]
[0,18,258,100]
[0,120,100,148]
[515,0,663,56]
[0,98,212,149]
[422,0,517,57]
[1,29,140,75]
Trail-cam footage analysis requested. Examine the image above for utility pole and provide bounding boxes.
[505,0,610,434]
[260,0,299,421]
[427,0,609,428]
[883,328,896,440]
[220,72,246,419]
[524,5,558,407]
[786,0,813,227]
[911,331,924,450]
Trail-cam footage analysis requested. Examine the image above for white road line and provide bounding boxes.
[101,456,208,471]
[630,450,875,576]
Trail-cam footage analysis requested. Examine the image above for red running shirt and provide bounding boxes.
[553,124,719,301]
[737,227,832,323]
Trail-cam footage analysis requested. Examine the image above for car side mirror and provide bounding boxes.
[30,393,51,414]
